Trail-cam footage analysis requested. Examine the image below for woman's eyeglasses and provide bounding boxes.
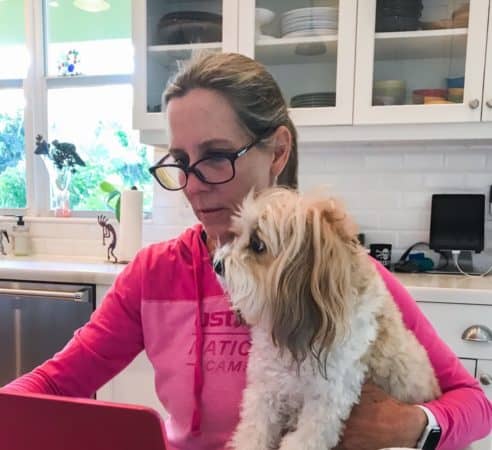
[149,135,266,191]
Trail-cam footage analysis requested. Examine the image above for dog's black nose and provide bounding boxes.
[214,259,225,276]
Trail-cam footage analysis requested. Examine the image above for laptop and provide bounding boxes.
[0,391,168,450]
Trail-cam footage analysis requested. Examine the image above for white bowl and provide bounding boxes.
[256,8,275,26]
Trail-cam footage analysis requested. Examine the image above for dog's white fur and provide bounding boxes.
[215,188,440,450]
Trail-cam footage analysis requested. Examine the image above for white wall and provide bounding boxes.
[2,142,491,267]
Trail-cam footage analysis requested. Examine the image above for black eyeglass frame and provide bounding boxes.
[149,130,274,191]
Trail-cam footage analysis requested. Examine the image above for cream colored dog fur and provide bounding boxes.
[214,188,440,450]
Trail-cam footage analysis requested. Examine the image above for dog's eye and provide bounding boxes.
[249,234,266,254]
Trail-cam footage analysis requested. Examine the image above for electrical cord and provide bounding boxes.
[451,250,492,278]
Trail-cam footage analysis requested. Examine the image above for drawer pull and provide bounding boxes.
[461,325,492,343]
[479,374,492,386]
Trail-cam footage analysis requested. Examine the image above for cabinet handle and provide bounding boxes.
[486,100,492,109]
[461,325,492,342]
[479,373,492,386]
[468,99,480,109]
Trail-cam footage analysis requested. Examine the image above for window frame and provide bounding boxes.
[0,0,141,219]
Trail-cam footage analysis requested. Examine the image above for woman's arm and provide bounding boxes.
[1,252,146,397]
[374,260,492,450]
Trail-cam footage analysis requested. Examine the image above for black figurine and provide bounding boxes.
[0,230,9,256]
[97,215,117,263]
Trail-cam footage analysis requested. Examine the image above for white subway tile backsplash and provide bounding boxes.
[299,153,330,173]
[344,191,401,210]
[352,212,380,230]
[25,142,492,259]
[322,174,382,192]
[463,174,492,190]
[364,231,398,247]
[403,152,444,170]
[396,231,431,250]
[364,153,403,170]
[402,192,432,209]
[381,211,430,231]
[444,153,487,170]
[376,174,425,189]
[323,154,365,172]
[424,173,466,190]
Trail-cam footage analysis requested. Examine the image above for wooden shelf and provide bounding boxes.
[374,28,468,60]
[255,34,338,65]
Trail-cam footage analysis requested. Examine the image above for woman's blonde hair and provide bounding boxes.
[164,52,298,189]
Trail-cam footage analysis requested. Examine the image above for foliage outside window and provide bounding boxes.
[0,0,152,215]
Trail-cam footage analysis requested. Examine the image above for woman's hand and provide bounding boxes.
[334,382,427,450]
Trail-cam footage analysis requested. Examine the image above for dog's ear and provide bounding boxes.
[269,197,356,372]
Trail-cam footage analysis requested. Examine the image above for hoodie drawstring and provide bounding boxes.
[190,230,208,435]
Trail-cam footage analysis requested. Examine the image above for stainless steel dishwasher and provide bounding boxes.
[0,279,95,386]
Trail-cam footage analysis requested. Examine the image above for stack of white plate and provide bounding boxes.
[281,6,338,38]
[290,92,336,108]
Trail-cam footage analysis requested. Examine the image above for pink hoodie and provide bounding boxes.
[3,224,491,449]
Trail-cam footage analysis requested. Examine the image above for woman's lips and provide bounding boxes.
[198,207,227,218]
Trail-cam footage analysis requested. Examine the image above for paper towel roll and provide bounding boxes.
[118,188,143,263]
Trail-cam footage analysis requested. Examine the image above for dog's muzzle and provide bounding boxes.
[214,258,225,276]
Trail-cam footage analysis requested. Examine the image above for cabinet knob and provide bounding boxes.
[479,373,492,386]
[461,325,492,342]
[486,100,492,109]
[468,99,480,109]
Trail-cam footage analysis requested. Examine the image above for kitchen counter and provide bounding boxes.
[396,272,492,305]
[0,256,492,305]
[0,256,125,285]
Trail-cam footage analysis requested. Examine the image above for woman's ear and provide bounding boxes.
[270,125,292,181]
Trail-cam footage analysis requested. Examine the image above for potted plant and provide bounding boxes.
[35,134,85,217]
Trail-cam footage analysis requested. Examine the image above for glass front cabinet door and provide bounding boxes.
[132,0,239,132]
[354,0,490,124]
[482,2,492,122]
[238,0,357,126]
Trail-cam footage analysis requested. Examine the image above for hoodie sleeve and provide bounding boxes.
[374,260,492,450]
[1,251,146,398]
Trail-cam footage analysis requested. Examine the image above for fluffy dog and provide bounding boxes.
[214,188,440,450]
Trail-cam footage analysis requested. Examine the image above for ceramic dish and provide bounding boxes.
[376,15,420,32]
[377,0,422,8]
[282,29,337,38]
[157,21,222,45]
[373,95,406,105]
[412,88,447,104]
[446,76,465,88]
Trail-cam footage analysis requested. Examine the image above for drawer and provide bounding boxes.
[477,360,492,402]
[460,358,477,377]
[417,302,492,360]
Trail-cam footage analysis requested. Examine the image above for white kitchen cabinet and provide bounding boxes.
[415,297,491,449]
[482,2,492,122]
[238,0,357,126]
[133,0,492,142]
[132,0,240,134]
[354,0,490,125]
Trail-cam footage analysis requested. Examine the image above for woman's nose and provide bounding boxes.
[184,171,210,195]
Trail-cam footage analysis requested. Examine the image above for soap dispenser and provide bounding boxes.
[12,216,30,256]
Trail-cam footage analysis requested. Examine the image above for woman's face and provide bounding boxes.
[166,88,289,244]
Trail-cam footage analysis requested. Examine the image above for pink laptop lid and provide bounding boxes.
[0,391,168,450]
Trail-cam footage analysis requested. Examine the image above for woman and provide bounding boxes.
[3,53,491,450]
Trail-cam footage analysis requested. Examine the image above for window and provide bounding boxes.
[0,0,152,216]
[0,1,27,209]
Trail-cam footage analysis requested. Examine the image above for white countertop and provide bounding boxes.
[0,256,125,285]
[0,256,491,305]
